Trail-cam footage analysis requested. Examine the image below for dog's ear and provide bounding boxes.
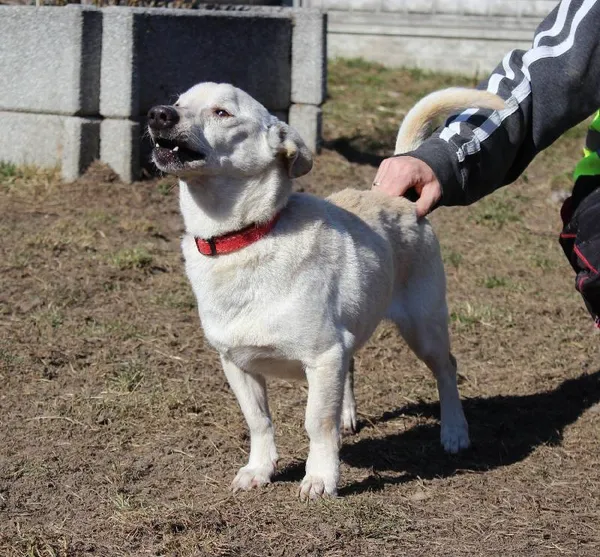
[267,121,313,179]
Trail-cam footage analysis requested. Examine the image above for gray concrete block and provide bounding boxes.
[323,0,381,9]
[392,0,434,13]
[520,0,559,18]
[433,0,463,14]
[288,103,322,153]
[327,10,536,73]
[62,117,101,182]
[100,119,141,183]
[291,10,327,105]
[100,7,293,118]
[0,111,100,179]
[457,0,489,16]
[328,31,528,75]
[0,5,101,116]
[100,8,137,119]
[321,0,368,9]
[2,112,63,169]
[487,0,520,17]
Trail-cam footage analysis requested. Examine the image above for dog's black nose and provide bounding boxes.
[147,105,179,130]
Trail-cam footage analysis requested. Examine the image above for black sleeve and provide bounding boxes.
[408,0,600,207]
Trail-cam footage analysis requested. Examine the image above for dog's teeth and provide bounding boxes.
[172,146,179,152]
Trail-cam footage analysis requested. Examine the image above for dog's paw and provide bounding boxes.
[298,474,337,501]
[440,422,470,454]
[231,465,273,492]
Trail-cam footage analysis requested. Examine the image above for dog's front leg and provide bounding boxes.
[221,356,278,491]
[299,347,347,500]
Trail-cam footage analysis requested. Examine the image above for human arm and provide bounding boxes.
[374,0,600,215]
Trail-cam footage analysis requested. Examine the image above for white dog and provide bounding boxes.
[147,83,503,499]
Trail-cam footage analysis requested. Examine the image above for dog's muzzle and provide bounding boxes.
[148,105,179,131]
[147,105,205,172]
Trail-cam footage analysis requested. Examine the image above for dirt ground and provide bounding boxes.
[1,60,600,556]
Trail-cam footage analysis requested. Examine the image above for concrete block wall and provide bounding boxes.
[0,5,102,181]
[0,5,326,182]
[290,7,327,152]
[295,0,554,73]
[0,112,100,181]
[297,0,557,17]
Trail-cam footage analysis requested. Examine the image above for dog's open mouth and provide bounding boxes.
[152,138,206,172]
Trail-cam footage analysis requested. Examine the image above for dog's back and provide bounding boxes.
[328,188,442,287]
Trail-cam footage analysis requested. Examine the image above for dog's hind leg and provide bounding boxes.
[341,357,357,436]
[388,289,469,453]
[221,356,279,491]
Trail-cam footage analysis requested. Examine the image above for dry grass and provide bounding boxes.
[1,59,599,556]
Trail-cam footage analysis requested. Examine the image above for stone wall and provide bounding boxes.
[294,0,556,73]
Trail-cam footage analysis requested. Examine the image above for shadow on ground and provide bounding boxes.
[324,137,386,167]
[274,370,600,494]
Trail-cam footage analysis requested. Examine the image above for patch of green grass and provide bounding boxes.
[550,171,575,191]
[109,361,144,393]
[443,248,463,268]
[102,281,120,293]
[85,317,142,341]
[30,309,65,331]
[157,181,174,196]
[152,289,196,310]
[85,209,118,227]
[24,536,69,557]
[6,249,34,270]
[0,161,18,178]
[340,58,378,71]
[50,310,64,329]
[0,347,24,370]
[472,198,521,228]
[0,163,60,194]
[109,247,153,270]
[481,275,508,289]
[113,492,133,511]
[531,254,557,270]
[450,302,505,329]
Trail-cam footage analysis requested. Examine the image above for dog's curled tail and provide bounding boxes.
[394,88,505,155]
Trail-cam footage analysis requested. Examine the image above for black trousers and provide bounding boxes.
[560,176,600,326]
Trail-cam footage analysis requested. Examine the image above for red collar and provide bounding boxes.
[194,213,280,256]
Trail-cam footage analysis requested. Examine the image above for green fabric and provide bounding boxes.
[574,151,600,180]
[573,111,600,180]
[591,110,600,133]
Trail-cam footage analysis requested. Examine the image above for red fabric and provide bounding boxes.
[574,245,599,275]
[195,213,280,256]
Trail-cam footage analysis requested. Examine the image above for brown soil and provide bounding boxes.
[1,61,599,556]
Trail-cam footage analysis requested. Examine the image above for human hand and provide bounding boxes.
[372,156,442,218]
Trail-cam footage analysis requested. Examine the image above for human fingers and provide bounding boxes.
[414,181,442,218]
[372,157,413,197]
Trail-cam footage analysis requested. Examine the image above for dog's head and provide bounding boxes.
[147,82,313,181]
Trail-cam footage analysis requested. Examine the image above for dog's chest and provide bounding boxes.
[181,235,313,358]
[224,346,305,379]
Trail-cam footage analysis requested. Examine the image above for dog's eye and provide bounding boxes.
[213,108,233,118]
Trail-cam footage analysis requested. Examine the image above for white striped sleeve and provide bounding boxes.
[409,0,600,206]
